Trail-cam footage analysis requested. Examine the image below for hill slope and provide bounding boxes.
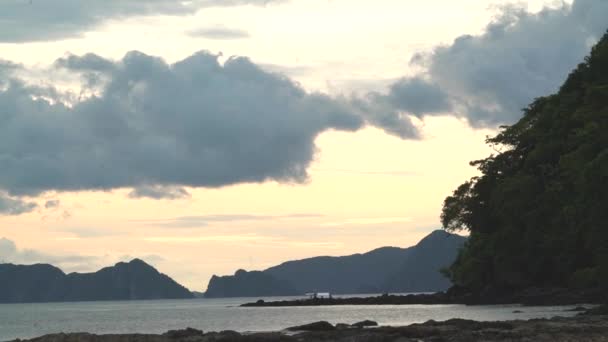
[204,230,466,297]
[0,259,193,303]
[384,230,467,292]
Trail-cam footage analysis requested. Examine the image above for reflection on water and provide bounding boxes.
[0,295,586,341]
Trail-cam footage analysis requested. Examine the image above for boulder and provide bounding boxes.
[286,321,335,331]
[352,320,379,328]
[163,327,204,339]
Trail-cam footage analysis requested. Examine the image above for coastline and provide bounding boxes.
[14,309,608,342]
[241,288,605,307]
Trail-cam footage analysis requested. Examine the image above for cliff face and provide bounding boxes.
[204,230,466,298]
[0,259,193,303]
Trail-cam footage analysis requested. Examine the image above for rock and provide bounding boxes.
[352,320,379,328]
[513,310,523,313]
[217,330,242,339]
[286,321,335,331]
[15,315,608,342]
[335,323,352,330]
[163,327,204,339]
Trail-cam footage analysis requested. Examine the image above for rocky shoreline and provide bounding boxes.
[242,287,606,307]
[13,309,608,342]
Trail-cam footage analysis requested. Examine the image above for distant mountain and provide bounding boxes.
[0,259,194,303]
[384,230,466,292]
[204,230,466,298]
[205,270,298,298]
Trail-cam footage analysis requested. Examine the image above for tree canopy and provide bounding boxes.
[441,31,608,293]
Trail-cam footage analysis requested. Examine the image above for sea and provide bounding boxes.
[0,294,587,341]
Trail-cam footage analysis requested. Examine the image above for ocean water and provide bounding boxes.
[0,295,586,341]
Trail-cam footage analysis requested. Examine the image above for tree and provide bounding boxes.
[441,31,608,292]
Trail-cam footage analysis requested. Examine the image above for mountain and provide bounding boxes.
[205,270,299,298]
[441,31,608,293]
[204,230,466,297]
[0,259,194,303]
[384,230,467,292]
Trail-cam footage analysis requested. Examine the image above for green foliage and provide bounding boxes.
[441,31,608,292]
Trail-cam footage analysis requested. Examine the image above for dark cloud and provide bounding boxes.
[128,185,191,200]
[0,50,416,201]
[0,193,37,215]
[0,60,20,78]
[55,53,117,73]
[0,0,284,42]
[385,0,608,127]
[187,26,251,40]
[387,78,452,116]
[351,93,421,139]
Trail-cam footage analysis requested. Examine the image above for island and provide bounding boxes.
[0,259,193,303]
[205,230,466,298]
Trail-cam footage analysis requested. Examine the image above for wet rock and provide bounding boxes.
[163,327,204,339]
[352,320,378,328]
[286,321,335,331]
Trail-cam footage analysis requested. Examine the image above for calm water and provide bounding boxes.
[0,295,586,341]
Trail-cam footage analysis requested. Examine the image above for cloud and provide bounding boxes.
[0,238,17,256]
[53,227,127,239]
[351,93,421,139]
[0,237,99,272]
[384,0,608,127]
[0,238,171,274]
[128,185,191,200]
[44,199,61,209]
[0,60,20,79]
[142,234,344,249]
[187,26,251,40]
[0,0,284,42]
[320,216,413,227]
[145,213,324,228]
[386,78,452,116]
[0,50,418,201]
[0,193,37,215]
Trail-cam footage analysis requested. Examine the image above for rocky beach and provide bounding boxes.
[13,307,608,342]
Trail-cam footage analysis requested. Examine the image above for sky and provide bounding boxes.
[0,0,605,291]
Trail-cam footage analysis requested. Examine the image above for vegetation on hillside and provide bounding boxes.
[441,31,608,293]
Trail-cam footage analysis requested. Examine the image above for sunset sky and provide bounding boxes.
[0,0,605,290]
